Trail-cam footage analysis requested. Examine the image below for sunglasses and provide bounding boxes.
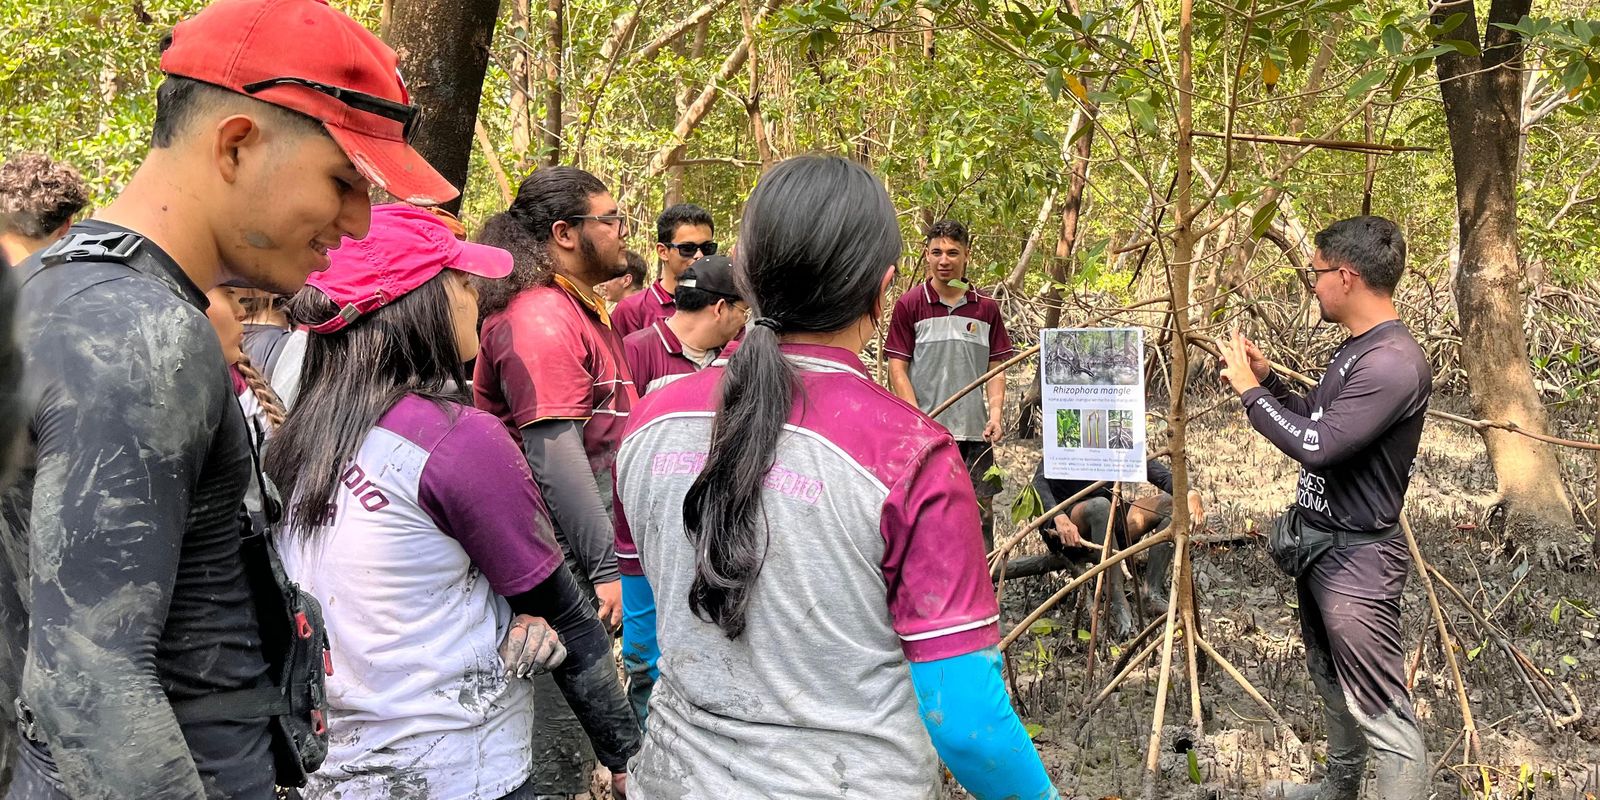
[666,241,718,259]
[243,77,421,142]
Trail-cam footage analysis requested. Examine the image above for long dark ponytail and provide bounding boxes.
[681,155,903,639]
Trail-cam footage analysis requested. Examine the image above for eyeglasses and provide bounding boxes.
[1296,265,1341,289]
[565,214,628,233]
[243,77,421,142]
[666,241,718,259]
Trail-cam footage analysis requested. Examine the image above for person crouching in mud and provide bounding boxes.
[264,204,639,800]
[1027,457,1203,639]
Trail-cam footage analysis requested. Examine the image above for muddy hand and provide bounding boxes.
[594,579,623,631]
[612,771,629,799]
[500,614,567,678]
[1054,515,1085,548]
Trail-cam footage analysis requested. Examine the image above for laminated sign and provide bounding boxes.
[1040,327,1147,482]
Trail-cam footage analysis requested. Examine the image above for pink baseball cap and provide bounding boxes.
[305,203,512,334]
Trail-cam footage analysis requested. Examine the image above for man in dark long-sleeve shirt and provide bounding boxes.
[0,3,453,797]
[1220,216,1430,800]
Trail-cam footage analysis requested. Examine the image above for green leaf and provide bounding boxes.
[1186,749,1203,784]
[1346,69,1387,98]
[1024,722,1044,739]
[1029,617,1061,636]
[1011,485,1045,525]
[1436,12,1467,36]
[1288,29,1311,69]
[1551,601,1562,624]
[1440,39,1480,56]
[1561,655,1579,668]
[1127,97,1157,132]
[1249,202,1279,239]
[1467,642,1484,661]
[1390,63,1414,101]
[1381,25,1403,56]
[1561,58,1588,94]
[1076,628,1093,641]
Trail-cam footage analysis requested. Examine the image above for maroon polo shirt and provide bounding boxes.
[473,279,638,484]
[612,279,674,338]
[623,318,719,397]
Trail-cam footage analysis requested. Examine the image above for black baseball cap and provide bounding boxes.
[678,254,742,301]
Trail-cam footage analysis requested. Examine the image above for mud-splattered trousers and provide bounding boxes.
[1,225,275,800]
[1296,555,1428,800]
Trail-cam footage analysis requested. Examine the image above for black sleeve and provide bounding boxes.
[1144,458,1174,496]
[1241,349,1423,472]
[23,284,217,799]
[506,566,641,772]
[1257,370,1314,417]
[521,419,620,585]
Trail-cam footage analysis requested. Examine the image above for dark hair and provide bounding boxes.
[0,153,89,239]
[924,219,970,249]
[673,282,722,313]
[150,75,323,149]
[1314,215,1406,294]
[265,276,467,538]
[624,250,648,285]
[656,203,714,243]
[681,156,901,639]
[474,167,608,317]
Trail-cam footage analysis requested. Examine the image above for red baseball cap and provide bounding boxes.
[305,204,512,334]
[159,0,458,206]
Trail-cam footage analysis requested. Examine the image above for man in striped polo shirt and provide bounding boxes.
[622,254,748,396]
[886,220,1014,548]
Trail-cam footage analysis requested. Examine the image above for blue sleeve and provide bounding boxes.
[620,573,659,727]
[910,648,1059,800]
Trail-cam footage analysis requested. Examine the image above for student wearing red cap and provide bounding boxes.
[0,1,452,797]
[472,167,635,797]
[622,254,748,398]
[263,205,638,800]
[614,156,1056,799]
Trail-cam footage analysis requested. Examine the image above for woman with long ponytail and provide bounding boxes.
[614,155,1057,799]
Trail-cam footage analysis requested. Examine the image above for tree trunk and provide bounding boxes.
[1045,106,1096,329]
[509,0,533,169]
[1435,0,1575,537]
[541,0,564,165]
[386,0,502,214]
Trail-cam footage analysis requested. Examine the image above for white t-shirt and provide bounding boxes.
[278,395,564,800]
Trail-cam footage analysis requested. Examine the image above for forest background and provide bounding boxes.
[4,0,1600,795]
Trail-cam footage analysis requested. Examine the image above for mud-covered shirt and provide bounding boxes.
[1240,320,1431,599]
[622,319,718,396]
[279,395,564,800]
[615,343,999,799]
[2,220,273,799]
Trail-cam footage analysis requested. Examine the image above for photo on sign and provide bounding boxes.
[1056,408,1081,448]
[1042,328,1142,386]
[1108,410,1135,450]
[1083,409,1108,448]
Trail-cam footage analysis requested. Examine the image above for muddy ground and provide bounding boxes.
[583,388,1599,800]
[980,393,1599,800]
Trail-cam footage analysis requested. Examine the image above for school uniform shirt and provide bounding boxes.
[278,395,564,800]
[614,343,1000,799]
[611,279,675,338]
[884,280,1015,441]
[474,276,638,511]
[622,318,719,396]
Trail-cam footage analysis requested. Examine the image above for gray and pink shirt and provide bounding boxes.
[614,343,999,798]
[622,318,719,396]
[278,395,564,800]
[885,280,1014,441]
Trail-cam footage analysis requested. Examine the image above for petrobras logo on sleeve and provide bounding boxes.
[1303,407,1323,451]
